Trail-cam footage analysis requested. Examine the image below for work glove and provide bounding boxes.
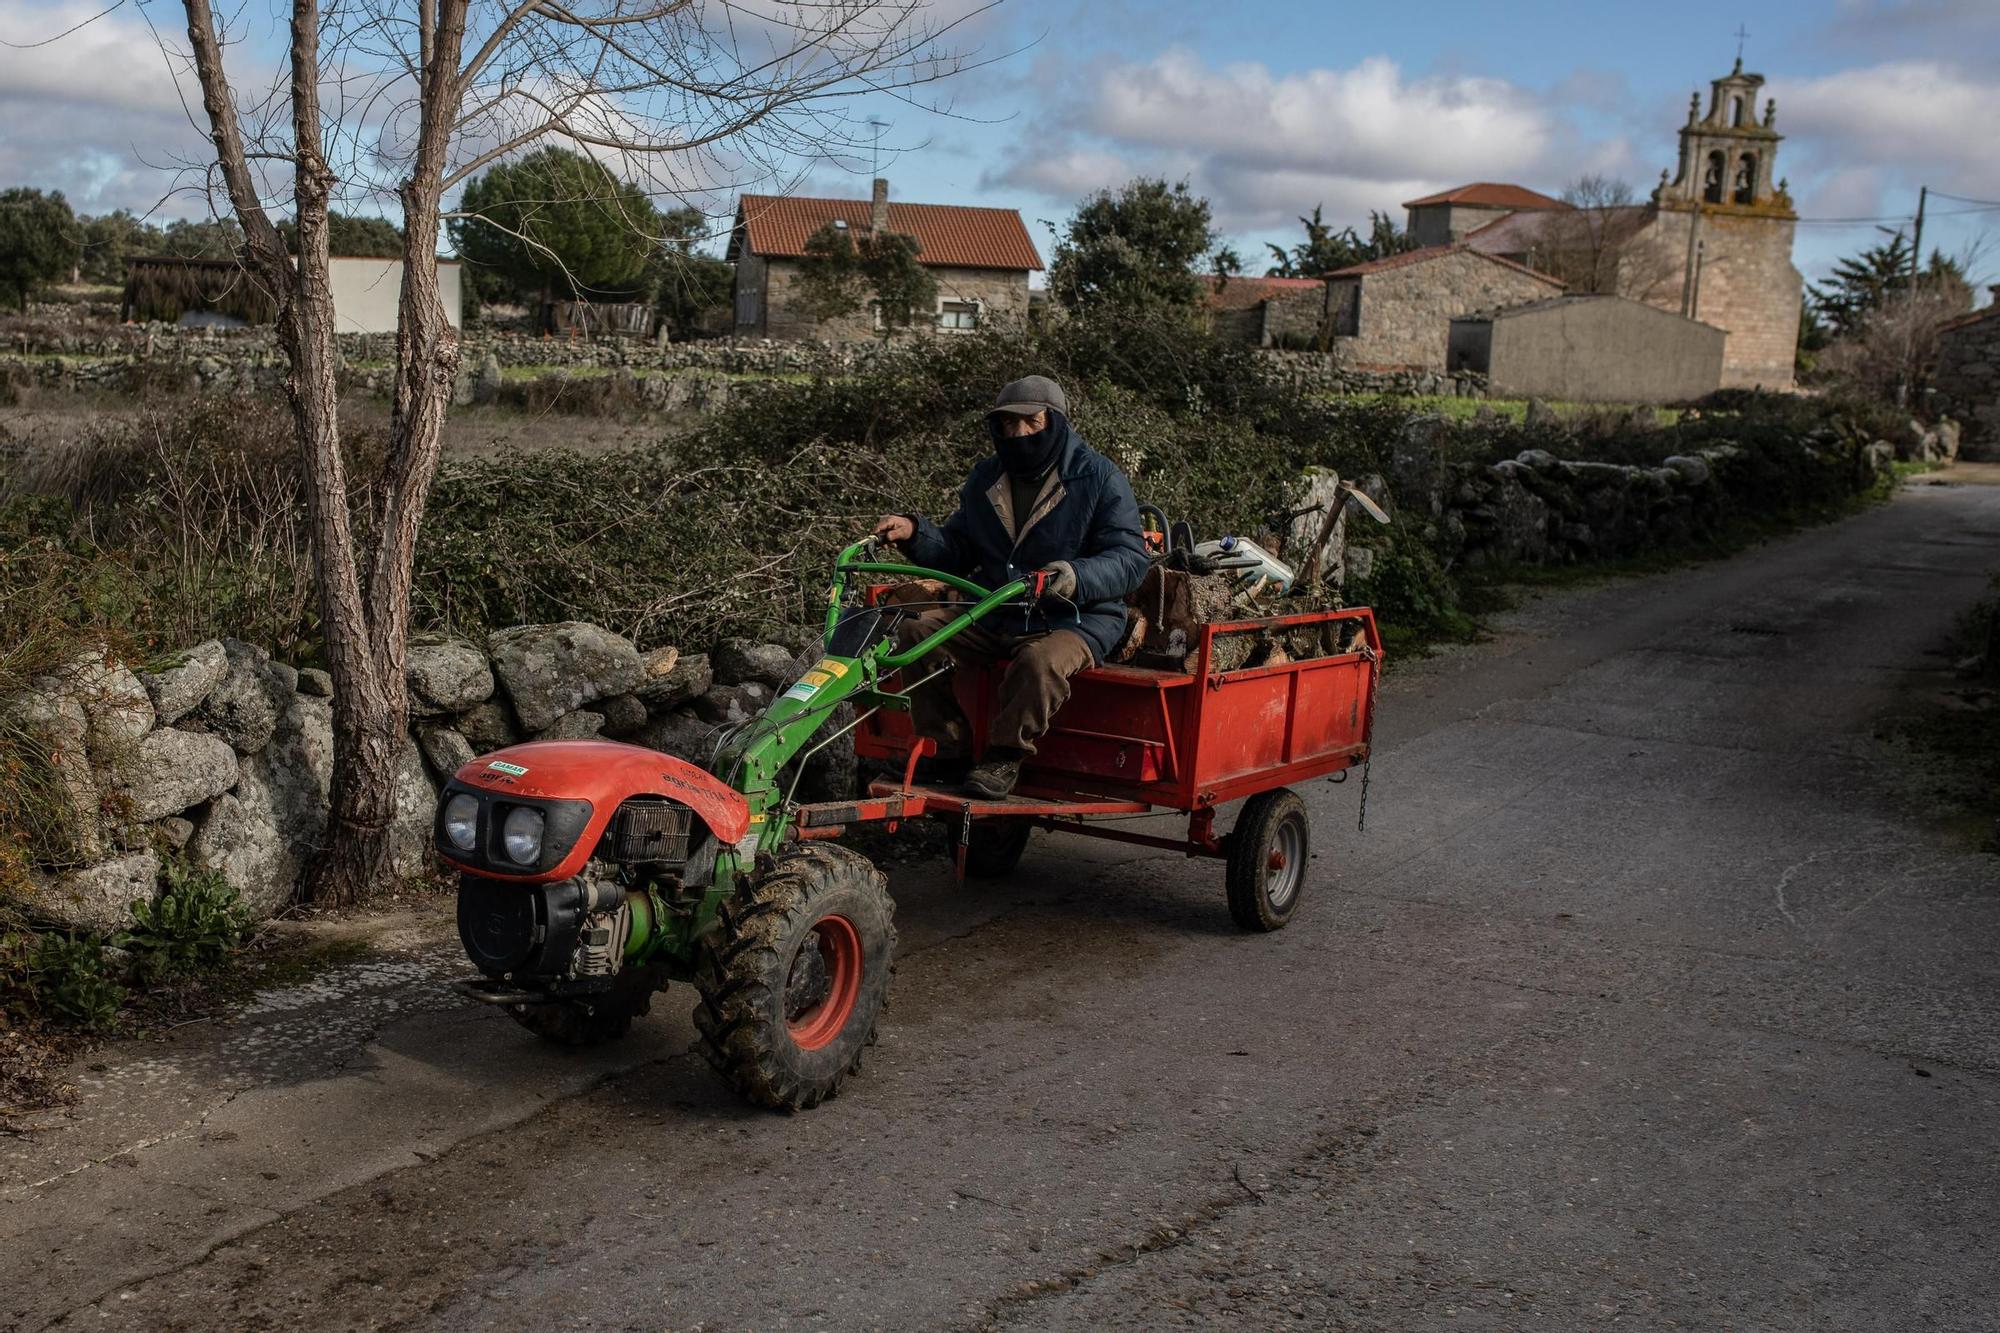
[1038,561,1078,601]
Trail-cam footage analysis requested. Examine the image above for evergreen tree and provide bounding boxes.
[159,216,246,259]
[1265,206,1413,278]
[451,147,658,302]
[76,210,166,285]
[650,206,734,338]
[1049,178,1219,313]
[1809,229,1971,339]
[1811,229,1914,337]
[0,188,79,308]
[277,211,405,257]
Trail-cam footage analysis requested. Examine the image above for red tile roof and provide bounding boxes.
[1323,243,1564,287]
[1401,182,1563,211]
[734,194,1043,271]
[1204,275,1324,311]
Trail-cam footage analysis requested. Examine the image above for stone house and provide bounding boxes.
[727,180,1042,339]
[1935,296,2000,458]
[1404,183,1562,247]
[1432,59,1802,390]
[1322,246,1563,370]
[1449,295,1724,403]
[1204,275,1330,347]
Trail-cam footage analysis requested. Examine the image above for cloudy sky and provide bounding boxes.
[2,0,1996,287]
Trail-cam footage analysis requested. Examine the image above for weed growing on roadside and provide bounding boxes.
[0,928,125,1032]
[118,860,253,988]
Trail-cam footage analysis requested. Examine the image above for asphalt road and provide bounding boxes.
[5,473,1998,1332]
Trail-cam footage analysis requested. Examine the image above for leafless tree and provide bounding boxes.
[1816,233,1990,405]
[1535,175,1639,294]
[156,0,990,901]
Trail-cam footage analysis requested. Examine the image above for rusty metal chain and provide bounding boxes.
[1357,642,1381,833]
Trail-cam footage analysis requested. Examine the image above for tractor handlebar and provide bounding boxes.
[829,535,1040,668]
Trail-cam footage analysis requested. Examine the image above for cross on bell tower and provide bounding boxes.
[1657,54,1790,215]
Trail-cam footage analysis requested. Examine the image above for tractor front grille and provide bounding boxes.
[607,798,694,865]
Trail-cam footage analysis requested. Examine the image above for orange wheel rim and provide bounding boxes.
[787,914,863,1051]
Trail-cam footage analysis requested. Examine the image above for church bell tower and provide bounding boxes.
[1657,58,1792,215]
[1633,56,1803,390]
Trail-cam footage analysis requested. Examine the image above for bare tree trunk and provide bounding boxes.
[185,0,468,904]
[305,0,470,903]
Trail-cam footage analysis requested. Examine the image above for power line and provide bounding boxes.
[1788,203,2000,227]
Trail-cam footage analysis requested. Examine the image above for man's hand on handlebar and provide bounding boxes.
[872,514,915,545]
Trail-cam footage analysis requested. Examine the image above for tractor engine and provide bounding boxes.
[446,794,710,996]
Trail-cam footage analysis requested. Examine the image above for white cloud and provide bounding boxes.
[0,2,184,115]
[1089,52,1554,184]
[1779,61,2000,193]
[0,2,247,217]
[987,50,1582,233]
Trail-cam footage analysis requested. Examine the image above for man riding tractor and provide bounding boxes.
[873,375,1148,799]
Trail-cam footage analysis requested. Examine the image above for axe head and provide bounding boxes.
[1339,481,1392,525]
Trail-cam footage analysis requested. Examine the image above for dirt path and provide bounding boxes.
[4,475,1998,1331]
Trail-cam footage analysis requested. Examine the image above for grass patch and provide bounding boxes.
[1874,578,2000,851]
[1335,393,1684,427]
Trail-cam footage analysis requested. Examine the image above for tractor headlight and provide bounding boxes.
[443,793,480,852]
[502,806,545,865]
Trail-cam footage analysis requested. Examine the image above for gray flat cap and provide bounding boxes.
[988,375,1068,418]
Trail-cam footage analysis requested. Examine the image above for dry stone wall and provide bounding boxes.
[2,626,845,934]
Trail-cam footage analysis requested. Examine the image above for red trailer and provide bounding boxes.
[793,604,1382,931]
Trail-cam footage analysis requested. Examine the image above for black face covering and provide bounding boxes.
[991,415,1060,478]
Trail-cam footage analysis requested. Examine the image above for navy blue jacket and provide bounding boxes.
[903,413,1148,662]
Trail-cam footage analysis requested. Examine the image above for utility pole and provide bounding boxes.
[1898,185,1928,408]
[1909,185,1927,285]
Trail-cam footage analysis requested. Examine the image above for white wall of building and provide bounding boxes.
[327,257,463,334]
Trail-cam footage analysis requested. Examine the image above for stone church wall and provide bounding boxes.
[1623,205,1801,392]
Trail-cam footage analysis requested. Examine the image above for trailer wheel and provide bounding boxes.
[1226,787,1310,932]
[964,819,1032,879]
[693,844,896,1111]
[507,961,670,1047]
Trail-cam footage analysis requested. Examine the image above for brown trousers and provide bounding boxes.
[892,605,1095,757]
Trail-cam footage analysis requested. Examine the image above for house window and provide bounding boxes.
[735,289,760,326]
[937,300,980,332]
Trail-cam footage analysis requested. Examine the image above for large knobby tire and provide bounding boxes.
[1226,787,1311,932]
[507,960,670,1048]
[964,818,1032,879]
[693,844,896,1111]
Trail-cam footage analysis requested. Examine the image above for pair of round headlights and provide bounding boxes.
[442,793,544,865]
